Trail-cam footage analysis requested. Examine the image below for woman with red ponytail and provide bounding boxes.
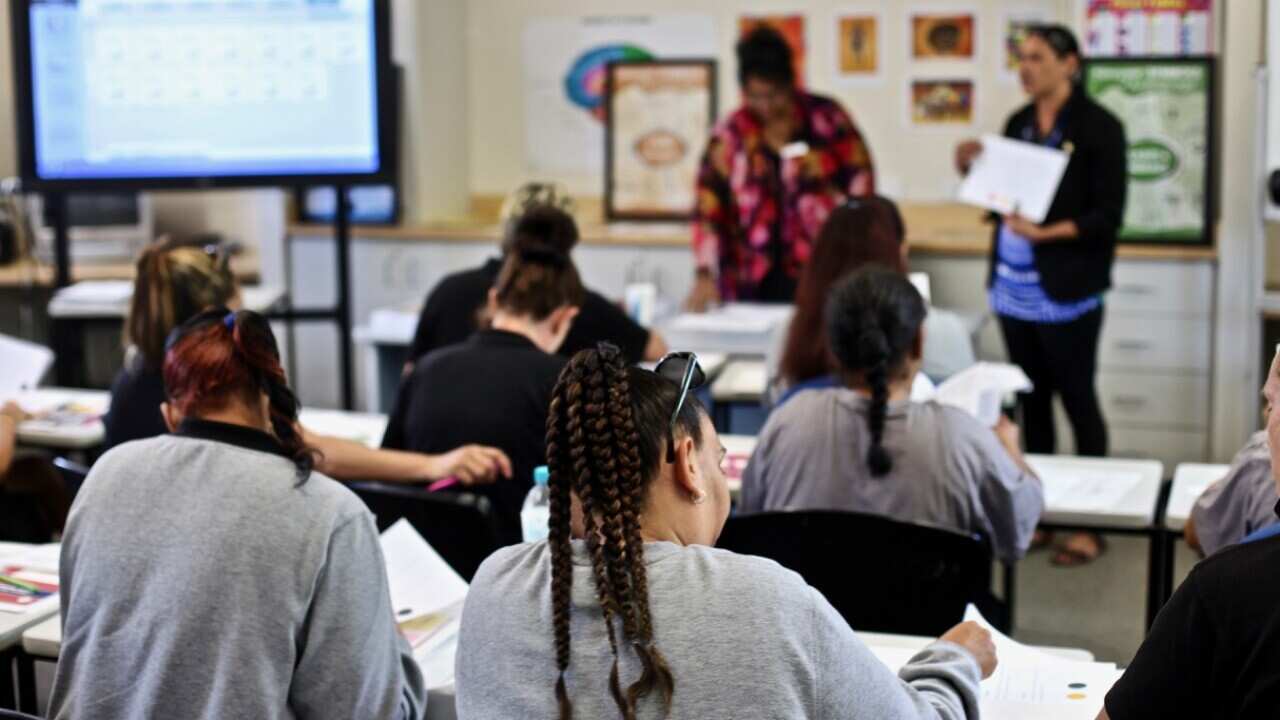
[49,308,427,720]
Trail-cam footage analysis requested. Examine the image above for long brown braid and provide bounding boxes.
[546,345,680,719]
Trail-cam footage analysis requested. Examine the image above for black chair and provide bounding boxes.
[347,481,503,582]
[716,510,1002,637]
[53,456,91,500]
[0,709,42,719]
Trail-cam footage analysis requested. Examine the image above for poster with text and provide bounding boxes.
[1084,59,1212,244]
[522,15,716,177]
[1086,0,1213,57]
[605,61,716,220]
[910,79,974,126]
[910,12,976,60]
[832,9,883,84]
[738,14,807,88]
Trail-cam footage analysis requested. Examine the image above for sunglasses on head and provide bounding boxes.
[654,351,707,464]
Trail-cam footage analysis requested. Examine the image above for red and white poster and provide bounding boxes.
[1086,0,1213,57]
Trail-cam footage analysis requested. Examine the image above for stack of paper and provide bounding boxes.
[0,543,60,615]
[380,519,468,648]
[926,362,1032,427]
[1035,465,1144,515]
[368,304,421,342]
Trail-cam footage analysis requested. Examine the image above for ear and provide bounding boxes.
[160,402,180,433]
[671,433,706,504]
[911,325,925,361]
[485,288,500,317]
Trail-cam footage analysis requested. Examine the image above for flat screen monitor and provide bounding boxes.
[11,0,394,190]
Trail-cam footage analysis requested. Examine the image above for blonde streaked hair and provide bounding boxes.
[126,238,237,369]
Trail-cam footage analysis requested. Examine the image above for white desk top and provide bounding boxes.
[0,542,60,651]
[1164,463,1230,532]
[49,283,286,319]
[1028,455,1165,530]
[298,408,389,450]
[13,388,110,450]
[855,630,1095,663]
[710,359,768,402]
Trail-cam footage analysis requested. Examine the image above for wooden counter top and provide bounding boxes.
[289,202,1217,262]
[0,252,261,288]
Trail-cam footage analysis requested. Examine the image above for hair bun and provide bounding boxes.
[516,243,569,269]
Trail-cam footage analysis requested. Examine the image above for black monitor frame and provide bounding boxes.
[9,0,398,192]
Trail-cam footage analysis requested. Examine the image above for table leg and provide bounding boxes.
[15,651,36,715]
[1001,562,1017,634]
[1145,529,1166,632]
[0,647,16,710]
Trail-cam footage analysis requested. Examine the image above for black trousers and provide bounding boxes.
[998,307,1108,457]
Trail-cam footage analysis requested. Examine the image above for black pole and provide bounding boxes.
[47,192,84,386]
[49,193,71,288]
[333,185,355,410]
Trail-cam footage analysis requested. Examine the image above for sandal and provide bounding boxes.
[1051,532,1107,567]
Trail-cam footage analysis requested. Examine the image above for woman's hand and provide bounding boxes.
[685,272,720,313]
[1003,213,1047,243]
[0,401,28,426]
[939,621,998,679]
[427,445,513,486]
[955,139,983,175]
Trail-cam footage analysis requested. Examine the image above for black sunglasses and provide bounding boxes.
[654,351,707,464]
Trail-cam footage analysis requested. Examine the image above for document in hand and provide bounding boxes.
[380,519,468,624]
[0,334,54,398]
[930,362,1033,427]
[957,134,1070,224]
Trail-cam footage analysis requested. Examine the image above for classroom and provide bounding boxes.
[0,0,1276,718]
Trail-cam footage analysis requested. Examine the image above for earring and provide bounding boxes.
[692,491,707,505]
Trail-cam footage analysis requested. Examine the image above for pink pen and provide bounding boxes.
[427,476,461,492]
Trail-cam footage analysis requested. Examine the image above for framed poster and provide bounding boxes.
[1083,57,1214,245]
[832,8,884,85]
[909,11,976,60]
[910,79,975,126]
[1085,0,1213,57]
[604,59,717,221]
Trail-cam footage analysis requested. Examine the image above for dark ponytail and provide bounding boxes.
[163,307,318,482]
[825,268,926,477]
[493,240,585,320]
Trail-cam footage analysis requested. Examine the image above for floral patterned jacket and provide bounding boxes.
[692,92,876,300]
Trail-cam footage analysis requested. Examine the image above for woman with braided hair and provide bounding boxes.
[741,268,1044,563]
[456,344,996,719]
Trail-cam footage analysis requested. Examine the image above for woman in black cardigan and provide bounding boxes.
[956,25,1127,565]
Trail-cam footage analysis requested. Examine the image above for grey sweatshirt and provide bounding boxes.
[456,539,981,720]
[1191,430,1280,555]
[47,419,426,720]
[742,389,1044,563]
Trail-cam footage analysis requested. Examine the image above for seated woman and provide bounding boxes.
[49,309,425,719]
[0,401,70,542]
[456,345,994,719]
[105,238,509,485]
[767,197,974,406]
[1099,352,1280,719]
[384,240,583,543]
[409,194,667,365]
[743,268,1043,563]
[1184,429,1277,556]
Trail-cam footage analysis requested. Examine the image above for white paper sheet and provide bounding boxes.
[957,134,1070,223]
[0,334,54,398]
[932,362,1032,427]
[380,519,468,623]
[52,280,134,305]
[908,272,932,304]
[1034,465,1144,515]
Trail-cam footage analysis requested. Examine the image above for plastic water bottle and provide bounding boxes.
[521,466,551,543]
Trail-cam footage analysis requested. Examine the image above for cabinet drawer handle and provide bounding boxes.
[1113,340,1152,351]
[1115,284,1157,296]
[1110,395,1147,408]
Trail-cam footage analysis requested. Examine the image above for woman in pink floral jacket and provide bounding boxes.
[687,26,876,309]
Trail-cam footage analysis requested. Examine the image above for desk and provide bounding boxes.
[47,283,286,319]
[23,613,459,720]
[0,543,59,713]
[298,408,388,449]
[13,388,110,450]
[1163,463,1228,532]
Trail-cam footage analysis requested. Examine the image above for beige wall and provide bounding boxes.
[462,0,1074,205]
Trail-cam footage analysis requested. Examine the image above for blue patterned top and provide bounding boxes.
[989,223,1100,323]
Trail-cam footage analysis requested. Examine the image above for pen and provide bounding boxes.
[427,477,460,492]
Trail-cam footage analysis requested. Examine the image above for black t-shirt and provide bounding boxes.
[1105,534,1280,719]
[103,354,168,450]
[383,329,566,544]
[407,258,650,364]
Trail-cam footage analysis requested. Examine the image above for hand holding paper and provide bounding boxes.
[957,134,1070,224]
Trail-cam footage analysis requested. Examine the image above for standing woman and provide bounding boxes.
[955,25,1126,565]
[687,25,876,309]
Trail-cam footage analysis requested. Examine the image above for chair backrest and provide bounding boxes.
[347,481,503,582]
[0,709,43,720]
[716,510,993,637]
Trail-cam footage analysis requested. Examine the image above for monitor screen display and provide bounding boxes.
[16,0,389,187]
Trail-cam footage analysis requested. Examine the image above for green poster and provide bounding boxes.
[1084,59,1211,244]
